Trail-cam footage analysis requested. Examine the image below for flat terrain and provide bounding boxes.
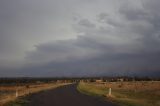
[27,84,118,106]
[78,82,160,106]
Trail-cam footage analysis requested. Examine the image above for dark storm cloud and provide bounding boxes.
[0,0,77,67]
[0,0,160,77]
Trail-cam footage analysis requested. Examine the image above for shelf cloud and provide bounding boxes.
[0,0,160,77]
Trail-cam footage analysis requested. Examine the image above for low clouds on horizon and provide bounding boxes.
[0,0,160,77]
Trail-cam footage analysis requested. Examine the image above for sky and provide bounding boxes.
[0,0,160,77]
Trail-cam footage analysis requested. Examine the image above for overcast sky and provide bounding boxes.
[0,0,160,77]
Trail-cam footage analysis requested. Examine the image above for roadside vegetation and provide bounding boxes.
[0,82,71,106]
[3,96,29,106]
[77,81,160,106]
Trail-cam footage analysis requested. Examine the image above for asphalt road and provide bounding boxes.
[27,84,118,106]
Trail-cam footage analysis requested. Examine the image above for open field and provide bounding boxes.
[77,81,160,106]
[0,82,70,106]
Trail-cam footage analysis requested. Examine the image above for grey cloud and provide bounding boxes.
[25,38,102,64]
[0,0,77,67]
[17,50,160,77]
[78,19,95,28]
[0,0,160,77]
[97,13,108,23]
[119,5,149,21]
[97,13,123,28]
[17,0,160,77]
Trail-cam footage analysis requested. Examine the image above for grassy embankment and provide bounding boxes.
[77,81,160,106]
[0,82,71,106]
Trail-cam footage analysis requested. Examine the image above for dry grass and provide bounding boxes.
[104,81,160,91]
[78,81,160,106]
[0,82,70,106]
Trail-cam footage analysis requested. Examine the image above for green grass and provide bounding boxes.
[77,82,160,106]
[77,82,108,97]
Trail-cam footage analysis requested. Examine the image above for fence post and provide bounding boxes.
[108,88,112,96]
[16,89,18,97]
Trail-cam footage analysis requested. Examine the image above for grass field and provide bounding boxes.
[0,82,70,106]
[77,81,160,106]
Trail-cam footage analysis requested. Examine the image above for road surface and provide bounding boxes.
[27,84,118,106]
